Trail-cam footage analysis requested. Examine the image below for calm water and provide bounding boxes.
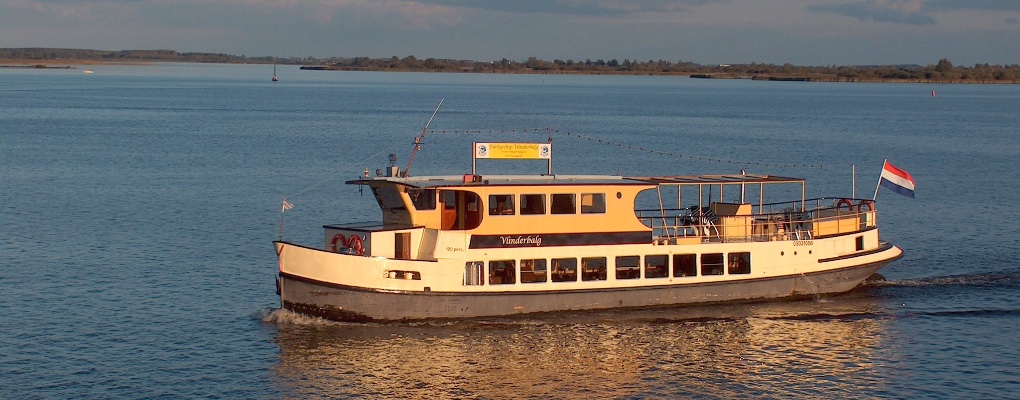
[2,64,1019,399]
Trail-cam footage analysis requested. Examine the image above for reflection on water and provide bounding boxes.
[265,292,894,398]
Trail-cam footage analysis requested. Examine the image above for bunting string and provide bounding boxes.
[423,128,840,169]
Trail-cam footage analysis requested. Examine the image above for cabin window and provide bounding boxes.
[551,193,576,214]
[855,236,864,251]
[645,255,668,278]
[442,190,457,210]
[464,261,484,285]
[489,260,516,285]
[521,194,546,215]
[728,252,751,274]
[440,190,483,230]
[520,259,548,283]
[371,186,406,210]
[488,194,515,215]
[701,253,725,276]
[674,254,697,277]
[580,193,606,214]
[615,256,640,280]
[395,232,410,260]
[582,257,607,281]
[408,188,436,210]
[551,258,577,282]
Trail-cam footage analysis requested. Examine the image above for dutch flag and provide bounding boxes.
[879,160,915,198]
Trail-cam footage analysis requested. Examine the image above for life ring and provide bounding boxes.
[330,233,348,252]
[857,200,874,212]
[348,234,364,256]
[836,198,854,211]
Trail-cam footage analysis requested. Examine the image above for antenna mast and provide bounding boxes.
[403,98,444,177]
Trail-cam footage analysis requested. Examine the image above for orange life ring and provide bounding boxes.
[836,198,854,211]
[348,234,364,256]
[330,233,348,252]
[857,200,874,212]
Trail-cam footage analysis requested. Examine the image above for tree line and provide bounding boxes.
[0,48,292,64]
[3,48,1017,83]
[309,56,1019,83]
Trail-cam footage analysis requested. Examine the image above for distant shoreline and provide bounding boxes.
[297,64,1014,84]
[0,58,156,69]
[2,56,1017,84]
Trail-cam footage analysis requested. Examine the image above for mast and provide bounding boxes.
[403,98,444,177]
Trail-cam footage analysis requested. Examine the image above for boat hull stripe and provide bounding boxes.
[468,231,651,248]
[817,242,899,263]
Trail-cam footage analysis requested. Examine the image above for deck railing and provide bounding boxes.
[636,197,876,244]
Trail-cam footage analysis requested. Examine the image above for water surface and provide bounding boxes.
[2,64,1018,398]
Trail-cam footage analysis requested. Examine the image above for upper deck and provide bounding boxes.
[337,172,871,241]
[346,172,805,189]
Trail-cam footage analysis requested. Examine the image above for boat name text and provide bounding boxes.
[501,235,543,247]
[793,240,814,246]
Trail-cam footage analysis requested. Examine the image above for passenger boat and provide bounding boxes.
[273,141,903,322]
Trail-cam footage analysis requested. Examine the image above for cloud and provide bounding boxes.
[9,0,466,30]
[10,0,140,21]
[417,0,719,16]
[925,0,1020,13]
[808,0,1020,26]
[808,0,935,25]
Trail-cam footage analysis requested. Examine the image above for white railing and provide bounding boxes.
[637,198,876,244]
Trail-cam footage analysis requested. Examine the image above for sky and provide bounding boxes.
[2,0,1019,66]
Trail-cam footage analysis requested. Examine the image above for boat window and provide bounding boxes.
[440,190,484,230]
[464,262,484,286]
[582,257,607,281]
[580,193,606,214]
[521,194,545,215]
[673,254,697,277]
[395,232,410,260]
[371,186,406,210]
[551,193,576,214]
[615,256,640,280]
[488,194,515,215]
[551,258,577,282]
[464,193,482,229]
[520,259,547,283]
[728,252,751,274]
[645,255,668,278]
[856,236,864,251]
[701,253,725,276]
[408,188,436,210]
[489,260,516,285]
[442,190,457,210]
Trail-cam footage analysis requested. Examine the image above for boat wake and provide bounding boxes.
[762,311,883,322]
[258,308,344,327]
[865,268,1020,288]
[908,309,1020,318]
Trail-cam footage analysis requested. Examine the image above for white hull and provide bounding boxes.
[274,230,902,321]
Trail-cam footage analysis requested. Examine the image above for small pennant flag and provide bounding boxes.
[281,199,294,212]
[879,161,915,198]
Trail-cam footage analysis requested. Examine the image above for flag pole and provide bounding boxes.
[279,198,293,241]
[852,164,856,199]
[872,159,886,201]
[277,212,285,240]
